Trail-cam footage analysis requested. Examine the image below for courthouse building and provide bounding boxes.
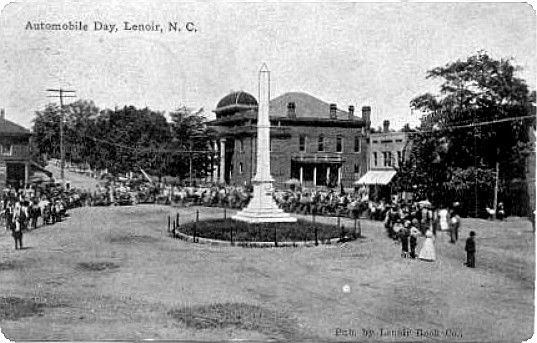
[208,91,371,189]
[0,109,33,188]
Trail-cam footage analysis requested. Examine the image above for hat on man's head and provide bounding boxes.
[470,231,476,236]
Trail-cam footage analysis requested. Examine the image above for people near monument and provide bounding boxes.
[418,229,436,262]
[465,231,476,268]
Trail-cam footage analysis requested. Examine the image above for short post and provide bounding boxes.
[173,220,176,238]
[337,215,341,229]
[357,220,362,238]
[354,218,357,238]
[340,225,345,241]
[314,226,318,246]
[274,226,277,247]
[224,207,227,220]
[230,226,233,245]
[167,215,171,233]
[176,213,180,227]
[194,210,199,243]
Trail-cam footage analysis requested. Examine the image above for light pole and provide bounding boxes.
[46,88,76,185]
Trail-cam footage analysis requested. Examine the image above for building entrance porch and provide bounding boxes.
[290,161,341,189]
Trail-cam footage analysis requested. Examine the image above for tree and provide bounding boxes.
[397,51,535,216]
[168,106,217,182]
[32,101,217,182]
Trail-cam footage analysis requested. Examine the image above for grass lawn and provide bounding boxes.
[178,218,356,243]
[0,205,533,341]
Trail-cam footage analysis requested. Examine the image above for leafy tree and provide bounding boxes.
[32,102,217,181]
[396,51,535,216]
[168,106,217,182]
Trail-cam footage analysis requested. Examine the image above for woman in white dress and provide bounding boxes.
[419,229,436,262]
[438,207,450,231]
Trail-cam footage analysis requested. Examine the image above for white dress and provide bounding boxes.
[419,230,436,262]
[438,209,449,231]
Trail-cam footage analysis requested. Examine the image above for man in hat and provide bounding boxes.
[465,231,476,268]
[450,205,461,244]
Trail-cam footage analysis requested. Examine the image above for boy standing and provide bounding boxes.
[465,231,476,268]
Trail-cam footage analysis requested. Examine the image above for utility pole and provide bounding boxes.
[492,148,500,220]
[46,88,76,185]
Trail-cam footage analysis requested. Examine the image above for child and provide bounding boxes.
[409,221,420,259]
[465,231,476,268]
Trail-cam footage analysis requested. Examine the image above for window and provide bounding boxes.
[373,152,378,167]
[384,152,392,167]
[299,135,306,152]
[0,144,12,156]
[239,139,244,153]
[318,135,325,152]
[354,136,361,153]
[336,136,343,153]
[354,164,360,179]
[397,151,402,165]
[239,163,243,174]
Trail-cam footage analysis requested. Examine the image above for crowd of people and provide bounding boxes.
[2,173,479,267]
[1,184,87,249]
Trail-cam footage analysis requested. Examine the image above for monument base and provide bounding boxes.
[232,183,297,223]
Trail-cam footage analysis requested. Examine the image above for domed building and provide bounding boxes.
[208,90,371,190]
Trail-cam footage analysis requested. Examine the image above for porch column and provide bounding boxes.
[299,166,303,184]
[337,166,342,186]
[211,140,217,182]
[24,162,29,186]
[326,166,330,184]
[313,166,317,187]
[219,138,226,184]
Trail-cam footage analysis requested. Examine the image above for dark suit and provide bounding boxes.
[465,237,476,268]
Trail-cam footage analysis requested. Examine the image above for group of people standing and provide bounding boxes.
[386,202,476,268]
[2,187,72,250]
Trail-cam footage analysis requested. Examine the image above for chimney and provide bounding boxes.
[383,120,390,133]
[362,106,371,129]
[348,105,355,120]
[329,103,337,119]
[0,108,4,120]
[287,102,296,118]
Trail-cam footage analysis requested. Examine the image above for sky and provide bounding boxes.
[0,1,535,130]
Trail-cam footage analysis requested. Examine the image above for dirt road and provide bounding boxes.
[0,205,533,341]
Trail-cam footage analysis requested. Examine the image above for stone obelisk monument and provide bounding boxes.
[233,64,296,223]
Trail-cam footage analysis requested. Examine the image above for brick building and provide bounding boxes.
[356,119,412,200]
[0,109,33,188]
[208,91,371,190]
[368,120,412,171]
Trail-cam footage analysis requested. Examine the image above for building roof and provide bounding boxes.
[215,91,258,114]
[0,117,31,136]
[269,92,350,119]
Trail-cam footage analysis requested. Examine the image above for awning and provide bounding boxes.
[355,170,397,185]
[31,161,53,177]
